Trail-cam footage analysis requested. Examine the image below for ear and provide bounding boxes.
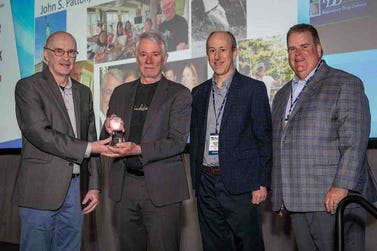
[232,48,238,61]
[42,50,48,64]
[316,44,322,57]
[162,53,169,66]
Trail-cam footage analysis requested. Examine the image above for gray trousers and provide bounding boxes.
[289,205,366,251]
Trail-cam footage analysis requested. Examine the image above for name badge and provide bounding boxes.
[209,133,219,155]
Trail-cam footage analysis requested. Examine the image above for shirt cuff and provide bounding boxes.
[84,143,92,158]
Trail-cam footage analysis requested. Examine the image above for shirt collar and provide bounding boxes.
[65,77,73,90]
[211,71,235,91]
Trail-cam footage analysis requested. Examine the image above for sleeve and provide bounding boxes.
[333,76,370,192]
[251,80,273,189]
[86,91,100,190]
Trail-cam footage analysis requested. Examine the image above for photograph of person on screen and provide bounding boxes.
[180,63,199,91]
[99,68,123,126]
[164,57,207,91]
[158,0,189,52]
[191,0,246,42]
[238,35,292,104]
[87,2,151,63]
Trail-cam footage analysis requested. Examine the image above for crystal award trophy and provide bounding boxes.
[109,116,125,146]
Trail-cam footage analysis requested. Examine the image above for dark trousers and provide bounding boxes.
[290,205,366,251]
[197,172,265,251]
[116,173,182,251]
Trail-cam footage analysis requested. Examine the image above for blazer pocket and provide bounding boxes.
[22,155,52,164]
[22,147,53,164]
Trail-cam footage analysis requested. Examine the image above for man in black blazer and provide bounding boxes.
[13,31,110,250]
[190,31,272,251]
[101,31,192,251]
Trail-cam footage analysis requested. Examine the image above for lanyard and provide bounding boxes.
[284,81,307,123]
[212,84,230,134]
[284,60,323,124]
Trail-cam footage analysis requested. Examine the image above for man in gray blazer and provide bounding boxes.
[101,31,191,251]
[13,31,110,250]
[271,23,377,251]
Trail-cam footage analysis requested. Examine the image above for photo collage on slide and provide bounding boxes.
[32,0,377,137]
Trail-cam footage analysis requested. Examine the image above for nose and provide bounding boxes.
[213,50,220,60]
[146,54,152,64]
[294,48,304,56]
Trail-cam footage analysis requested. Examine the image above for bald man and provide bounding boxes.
[14,31,110,251]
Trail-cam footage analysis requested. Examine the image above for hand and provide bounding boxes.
[251,186,267,205]
[101,142,141,158]
[91,137,112,154]
[325,187,348,214]
[82,189,100,214]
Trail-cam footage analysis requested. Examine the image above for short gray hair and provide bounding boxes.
[136,31,167,56]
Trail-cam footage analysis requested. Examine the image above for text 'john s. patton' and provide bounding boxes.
[40,0,90,15]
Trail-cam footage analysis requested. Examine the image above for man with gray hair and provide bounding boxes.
[100,31,192,251]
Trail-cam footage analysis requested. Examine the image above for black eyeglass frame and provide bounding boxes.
[44,47,79,58]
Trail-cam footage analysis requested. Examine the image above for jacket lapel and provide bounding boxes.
[274,83,291,123]
[287,62,329,121]
[43,68,74,134]
[220,71,240,131]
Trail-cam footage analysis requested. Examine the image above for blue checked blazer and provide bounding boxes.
[271,61,377,212]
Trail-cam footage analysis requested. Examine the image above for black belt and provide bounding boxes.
[71,173,80,178]
[126,167,144,176]
[202,165,221,175]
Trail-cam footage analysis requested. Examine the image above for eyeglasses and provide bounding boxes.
[44,47,78,58]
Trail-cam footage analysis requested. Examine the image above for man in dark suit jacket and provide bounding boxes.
[101,31,192,251]
[271,23,377,251]
[190,31,272,251]
[13,31,110,250]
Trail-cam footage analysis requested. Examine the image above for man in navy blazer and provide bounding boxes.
[190,31,272,251]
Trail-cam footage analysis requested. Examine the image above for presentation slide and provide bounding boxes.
[0,0,22,148]
[1,0,376,149]
[300,0,377,140]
